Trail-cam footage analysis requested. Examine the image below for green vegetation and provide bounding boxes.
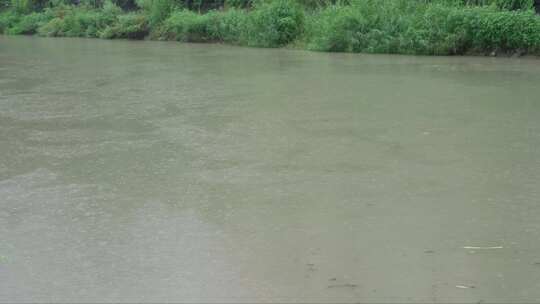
[305,1,540,55]
[1,0,540,56]
[245,0,303,46]
[100,12,148,39]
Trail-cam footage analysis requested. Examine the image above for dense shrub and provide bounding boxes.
[155,8,248,42]
[38,3,120,37]
[156,9,214,41]
[405,5,540,54]
[246,0,304,47]
[306,0,415,53]
[6,10,51,33]
[401,5,470,55]
[148,0,175,25]
[471,8,540,51]
[137,0,176,27]
[306,1,540,55]
[305,5,365,52]
[0,10,19,32]
[206,8,247,42]
[100,12,147,38]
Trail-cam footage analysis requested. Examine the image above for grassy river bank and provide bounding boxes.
[1,0,540,56]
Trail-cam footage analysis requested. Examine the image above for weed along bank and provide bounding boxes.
[2,0,540,56]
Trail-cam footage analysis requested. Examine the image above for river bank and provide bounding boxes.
[1,0,540,56]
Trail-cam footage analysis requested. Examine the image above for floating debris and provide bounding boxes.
[328,284,358,289]
[456,285,475,289]
[463,246,503,250]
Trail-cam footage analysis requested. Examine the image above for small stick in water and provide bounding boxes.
[463,246,503,249]
[328,284,358,289]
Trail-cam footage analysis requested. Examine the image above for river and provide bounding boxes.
[1,35,540,303]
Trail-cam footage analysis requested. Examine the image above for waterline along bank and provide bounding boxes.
[2,0,540,56]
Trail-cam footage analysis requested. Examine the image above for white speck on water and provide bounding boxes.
[456,285,474,289]
[463,246,503,249]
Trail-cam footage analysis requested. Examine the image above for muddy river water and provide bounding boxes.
[1,36,540,302]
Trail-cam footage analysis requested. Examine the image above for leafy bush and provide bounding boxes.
[6,10,51,33]
[403,4,540,54]
[154,8,250,43]
[100,12,148,38]
[37,15,63,35]
[206,8,247,42]
[156,9,214,41]
[305,0,540,55]
[471,8,540,51]
[0,10,20,33]
[148,0,175,26]
[306,5,365,52]
[38,4,119,37]
[246,0,304,47]
[306,0,414,53]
